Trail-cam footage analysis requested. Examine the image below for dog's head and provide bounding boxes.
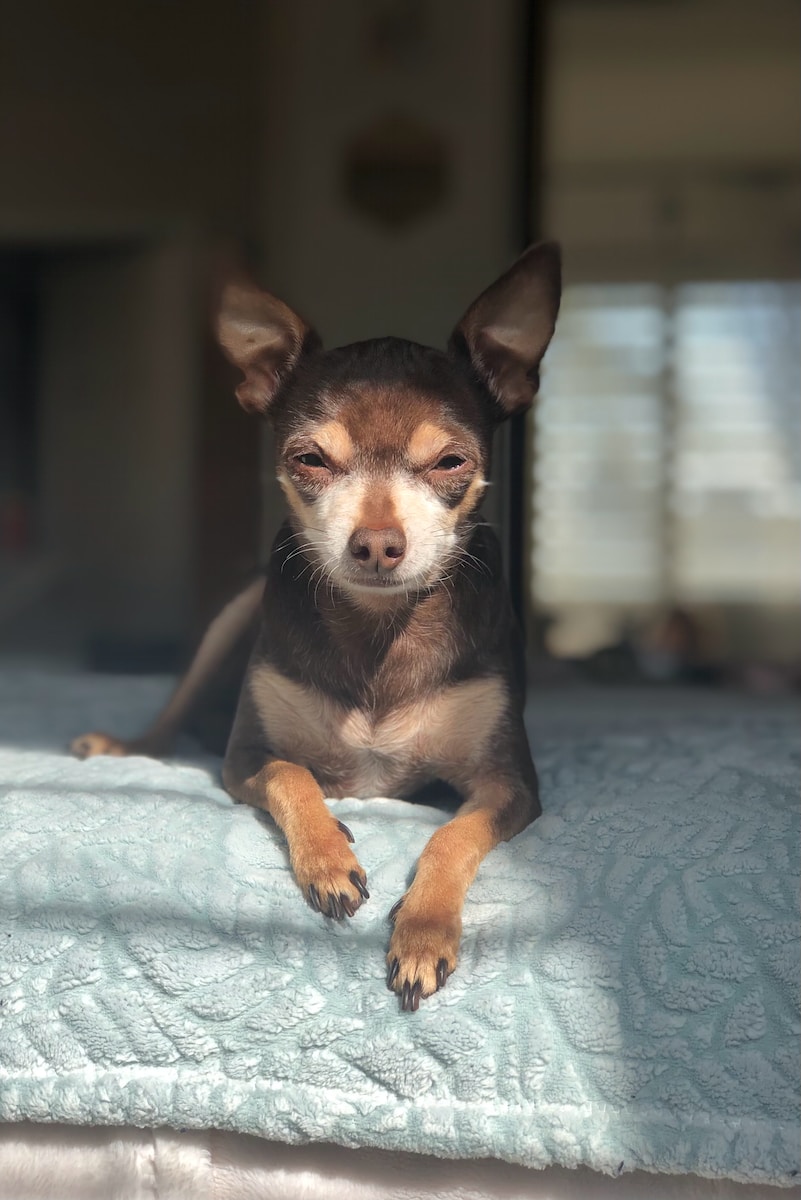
[217,243,561,602]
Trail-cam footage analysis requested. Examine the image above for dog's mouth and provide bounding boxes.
[341,574,416,594]
[336,561,444,597]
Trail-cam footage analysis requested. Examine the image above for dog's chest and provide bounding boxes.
[248,664,505,798]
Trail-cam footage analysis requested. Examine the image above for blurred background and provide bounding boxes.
[0,0,798,694]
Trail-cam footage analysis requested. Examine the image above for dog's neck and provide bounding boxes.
[263,518,506,711]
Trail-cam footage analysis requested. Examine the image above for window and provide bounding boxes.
[671,283,800,603]
[531,281,801,650]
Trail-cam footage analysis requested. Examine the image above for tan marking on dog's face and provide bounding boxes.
[336,385,447,455]
[249,665,507,798]
[314,420,354,467]
[407,421,452,468]
[357,484,400,531]
[448,472,488,524]
[277,470,314,529]
[279,467,465,600]
[277,392,489,601]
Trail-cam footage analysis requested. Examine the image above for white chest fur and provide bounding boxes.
[248,665,506,798]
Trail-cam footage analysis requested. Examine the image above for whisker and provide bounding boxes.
[282,541,318,565]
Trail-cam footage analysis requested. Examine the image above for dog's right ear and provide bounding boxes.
[216,281,320,415]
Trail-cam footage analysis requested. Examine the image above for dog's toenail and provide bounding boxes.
[387,958,399,989]
[350,871,369,899]
[388,898,403,922]
[436,958,448,989]
[337,820,354,843]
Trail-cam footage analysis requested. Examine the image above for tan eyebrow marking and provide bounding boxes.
[406,421,452,468]
[314,420,354,466]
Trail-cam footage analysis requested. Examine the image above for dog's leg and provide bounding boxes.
[223,686,369,918]
[71,577,264,759]
[386,760,539,1011]
[223,743,370,919]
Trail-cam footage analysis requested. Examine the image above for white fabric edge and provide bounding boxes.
[0,1123,793,1200]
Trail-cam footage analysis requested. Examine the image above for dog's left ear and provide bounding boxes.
[449,241,561,420]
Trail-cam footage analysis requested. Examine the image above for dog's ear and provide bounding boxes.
[449,241,561,420]
[216,280,320,415]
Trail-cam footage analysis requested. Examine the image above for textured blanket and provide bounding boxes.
[0,669,798,1187]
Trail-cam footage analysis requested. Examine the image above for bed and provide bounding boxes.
[0,667,798,1198]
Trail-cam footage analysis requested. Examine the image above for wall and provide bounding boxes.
[0,2,265,652]
[38,240,198,643]
[544,0,800,281]
[0,1,261,240]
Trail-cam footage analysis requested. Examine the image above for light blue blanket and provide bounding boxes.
[0,670,798,1187]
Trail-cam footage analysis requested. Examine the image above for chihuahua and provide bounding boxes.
[72,241,562,1011]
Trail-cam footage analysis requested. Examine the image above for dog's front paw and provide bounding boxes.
[292,819,369,919]
[70,731,131,759]
[386,897,459,1011]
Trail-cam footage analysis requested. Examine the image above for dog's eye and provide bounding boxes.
[295,452,326,468]
[434,455,466,471]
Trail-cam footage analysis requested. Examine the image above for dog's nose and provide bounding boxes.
[348,527,407,572]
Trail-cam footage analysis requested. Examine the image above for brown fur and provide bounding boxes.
[71,240,562,1010]
[248,665,506,798]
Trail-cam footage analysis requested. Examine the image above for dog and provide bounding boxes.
[71,241,562,1011]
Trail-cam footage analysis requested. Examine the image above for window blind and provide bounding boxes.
[532,280,801,612]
